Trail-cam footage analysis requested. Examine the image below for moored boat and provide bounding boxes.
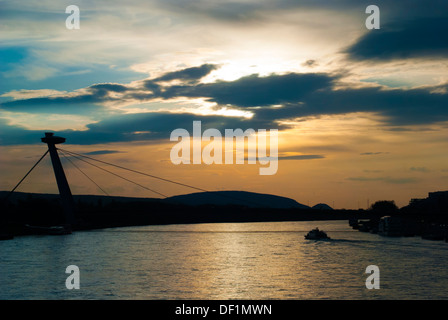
[25,224,72,235]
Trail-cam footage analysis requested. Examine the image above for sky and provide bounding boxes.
[1,0,448,209]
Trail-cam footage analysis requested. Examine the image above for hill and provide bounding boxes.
[1,190,309,209]
[163,191,310,209]
[312,203,333,210]
[0,190,365,236]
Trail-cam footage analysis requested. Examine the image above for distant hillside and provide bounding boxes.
[1,190,308,209]
[163,191,310,209]
[0,191,366,236]
[312,203,333,210]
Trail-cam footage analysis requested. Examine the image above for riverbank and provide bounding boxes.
[349,216,448,242]
[3,202,369,238]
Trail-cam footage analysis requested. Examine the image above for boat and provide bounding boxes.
[47,225,72,235]
[305,228,330,240]
[378,216,402,237]
[25,224,72,235]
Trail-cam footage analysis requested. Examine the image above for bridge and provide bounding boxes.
[2,132,219,235]
[2,132,263,237]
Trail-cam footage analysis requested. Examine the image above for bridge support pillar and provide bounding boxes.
[41,132,75,226]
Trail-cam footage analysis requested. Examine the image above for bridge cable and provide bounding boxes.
[2,150,49,202]
[59,149,167,198]
[58,148,208,194]
[59,150,110,196]
[58,148,263,208]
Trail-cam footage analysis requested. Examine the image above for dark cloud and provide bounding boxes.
[299,144,352,153]
[346,176,420,184]
[0,118,42,145]
[245,154,324,162]
[0,64,219,114]
[142,80,162,96]
[83,150,125,155]
[3,67,448,128]
[153,64,218,83]
[346,17,448,61]
[277,155,325,160]
[289,84,448,126]
[302,60,318,68]
[0,112,283,146]
[89,83,129,93]
[150,69,448,128]
[0,83,131,114]
[410,166,429,173]
[0,94,106,114]
[360,152,389,156]
[161,72,338,107]
[2,63,448,145]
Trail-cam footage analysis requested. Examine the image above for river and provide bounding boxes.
[1,220,447,299]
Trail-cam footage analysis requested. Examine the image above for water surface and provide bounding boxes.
[1,220,447,299]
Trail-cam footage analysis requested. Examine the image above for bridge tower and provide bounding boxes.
[41,132,75,227]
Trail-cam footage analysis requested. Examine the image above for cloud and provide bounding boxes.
[1,89,68,100]
[0,82,133,114]
[153,0,267,22]
[2,64,448,145]
[302,60,318,68]
[155,0,448,24]
[384,177,420,184]
[346,176,420,184]
[83,150,126,155]
[0,68,339,116]
[299,84,448,126]
[360,152,389,156]
[160,72,338,107]
[347,177,384,182]
[89,83,129,93]
[345,17,448,61]
[298,144,352,153]
[151,68,448,127]
[153,64,218,83]
[245,154,325,162]
[0,111,283,145]
[410,166,429,173]
[0,64,219,114]
[3,63,58,81]
[277,154,325,160]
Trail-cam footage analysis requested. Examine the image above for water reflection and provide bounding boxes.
[1,221,447,299]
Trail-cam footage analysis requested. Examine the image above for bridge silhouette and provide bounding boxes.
[2,132,268,236]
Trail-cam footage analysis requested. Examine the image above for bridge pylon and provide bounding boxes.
[41,132,75,227]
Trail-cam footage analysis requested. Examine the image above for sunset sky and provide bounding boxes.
[1,0,448,209]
